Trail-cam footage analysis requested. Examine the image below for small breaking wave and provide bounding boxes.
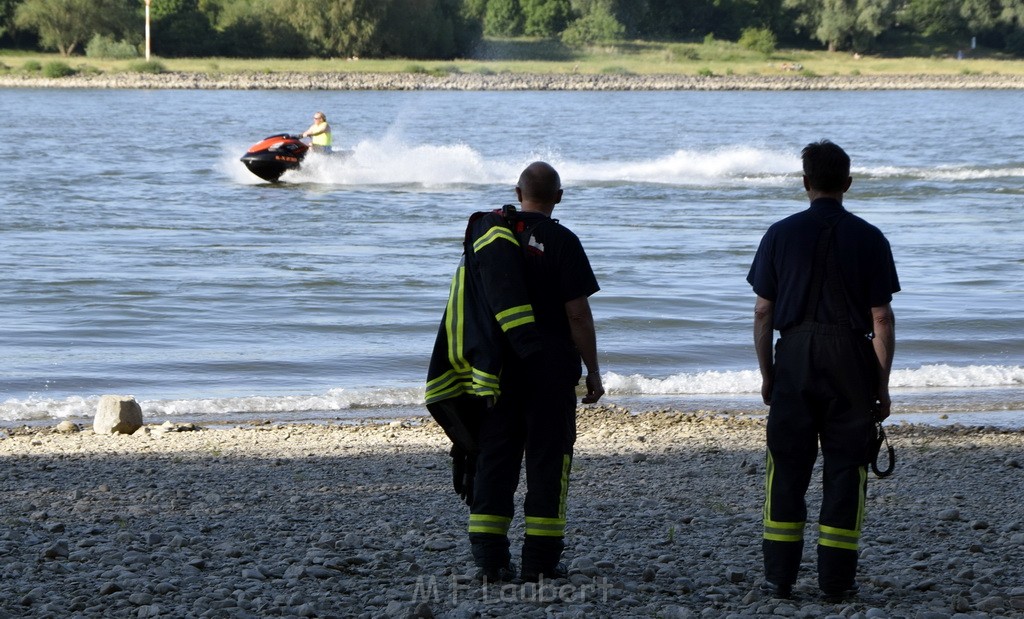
[4,365,1020,424]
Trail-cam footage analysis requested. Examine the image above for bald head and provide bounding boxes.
[516,161,562,213]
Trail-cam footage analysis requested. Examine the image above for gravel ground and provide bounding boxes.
[2,406,1023,618]
[2,72,1024,91]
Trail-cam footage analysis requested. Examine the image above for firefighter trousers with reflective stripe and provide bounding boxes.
[763,324,875,593]
[469,370,576,573]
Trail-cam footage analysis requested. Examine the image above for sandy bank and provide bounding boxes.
[3,71,1024,91]
[2,406,1023,618]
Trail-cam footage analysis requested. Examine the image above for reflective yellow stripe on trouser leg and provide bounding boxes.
[763,450,805,542]
[468,514,511,536]
[525,455,570,537]
[819,466,866,551]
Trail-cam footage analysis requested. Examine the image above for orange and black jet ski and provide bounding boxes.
[240,134,308,182]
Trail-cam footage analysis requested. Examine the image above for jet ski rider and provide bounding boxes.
[302,111,332,153]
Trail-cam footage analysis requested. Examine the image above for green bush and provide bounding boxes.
[561,6,625,48]
[42,61,76,78]
[738,27,777,56]
[697,67,714,77]
[86,34,139,59]
[671,45,700,61]
[127,60,167,74]
[599,65,633,75]
[22,60,42,72]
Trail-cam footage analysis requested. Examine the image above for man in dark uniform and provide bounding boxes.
[747,140,899,602]
[468,161,604,583]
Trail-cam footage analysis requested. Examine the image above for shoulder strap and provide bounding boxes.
[802,212,850,327]
[463,205,559,254]
[500,203,558,244]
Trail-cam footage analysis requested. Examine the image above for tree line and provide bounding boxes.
[3,0,1023,59]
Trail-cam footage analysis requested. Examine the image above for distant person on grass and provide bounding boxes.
[747,140,899,603]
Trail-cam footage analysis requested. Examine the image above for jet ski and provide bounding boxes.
[240,134,309,182]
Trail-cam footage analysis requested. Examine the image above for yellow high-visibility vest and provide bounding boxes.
[310,122,332,147]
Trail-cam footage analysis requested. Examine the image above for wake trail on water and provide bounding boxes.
[4,364,1021,423]
[227,136,1024,188]
[226,139,803,187]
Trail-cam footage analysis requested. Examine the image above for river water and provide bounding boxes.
[1,88,1022,426]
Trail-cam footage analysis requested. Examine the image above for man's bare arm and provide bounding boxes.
[871,303,896,420]
[565,295,604,404]
[753,296,775,406]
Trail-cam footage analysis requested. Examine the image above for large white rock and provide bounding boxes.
[93,395,143,435]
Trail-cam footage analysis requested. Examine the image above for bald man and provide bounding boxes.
[466,162,604,584]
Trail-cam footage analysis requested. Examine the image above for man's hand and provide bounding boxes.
[582,371,604,404]
[875,389,892,421]
[760,376,773,406]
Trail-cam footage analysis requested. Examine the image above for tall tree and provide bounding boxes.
[14,0,134,55]
[287,0,385,58]
[814,0,856,51]
[376,0,481,58]
[899,0,965,37]
[521,0,571,37]
[561,0,623,46]
[785,0,893,51]
[997,0,1024,27]
[485,0,524,36]
[150,0,219,56]
[960,0,998,33]
[852,0,896,49]
[212,0,307,57]
[0,0,19,40]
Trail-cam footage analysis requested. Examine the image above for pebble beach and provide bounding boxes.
[2,71,1024,91]
[2,407,1023,619]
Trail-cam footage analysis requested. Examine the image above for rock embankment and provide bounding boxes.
[2,71,1024,91]
[2,407,1023,618]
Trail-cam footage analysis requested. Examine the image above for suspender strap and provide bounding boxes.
[800,212,850,329]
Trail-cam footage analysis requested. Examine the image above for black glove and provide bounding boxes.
[450,445,477,506]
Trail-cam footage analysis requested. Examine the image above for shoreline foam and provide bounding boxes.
[2,406,1022,617]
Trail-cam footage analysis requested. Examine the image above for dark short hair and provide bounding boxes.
[801,140,850,193]
[517,161,561,203]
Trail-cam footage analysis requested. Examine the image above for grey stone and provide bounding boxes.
[976,596,1006,612]
[423,539,455,551]
[93,395,144,435]
[55,420,80,433]
[99,582,123,595]
[42,540,69,559]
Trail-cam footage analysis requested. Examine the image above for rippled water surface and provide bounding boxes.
[2,89,1022,424]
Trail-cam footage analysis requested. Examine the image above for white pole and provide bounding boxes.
[145,0,151,61]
